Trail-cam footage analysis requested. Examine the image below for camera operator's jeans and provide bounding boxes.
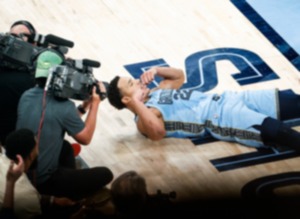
[36,140,113,201]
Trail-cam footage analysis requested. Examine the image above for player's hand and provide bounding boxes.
[140,67,157,85]
[125,87,145,110]
[133,85,146,103]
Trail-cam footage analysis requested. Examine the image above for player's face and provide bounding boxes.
[118,77,149,102]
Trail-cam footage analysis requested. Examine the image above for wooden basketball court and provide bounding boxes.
[2,0,300,216]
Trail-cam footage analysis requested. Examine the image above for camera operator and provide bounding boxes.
[0,20,37,147]
[16,50,113,203]
[9,20,36,43]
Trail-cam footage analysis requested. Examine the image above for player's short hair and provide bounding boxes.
[5,129,36,161]
[107,76,126,110]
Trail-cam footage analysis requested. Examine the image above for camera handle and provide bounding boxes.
[44,69,54,91]
[94,81,108,100]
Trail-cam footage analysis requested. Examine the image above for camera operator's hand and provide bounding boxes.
[88,86,100,107]
[90,86,101,106]
[77,85,101,117]
[74,85,101,145]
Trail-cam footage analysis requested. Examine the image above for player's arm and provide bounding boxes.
[129,98,166,141]
[140,66,185,90]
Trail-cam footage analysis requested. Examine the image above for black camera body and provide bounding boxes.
[0,32,73,71]
[0,33,40,71]
[46,59,108,101]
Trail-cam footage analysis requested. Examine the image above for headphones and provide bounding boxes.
[10,20,36,36]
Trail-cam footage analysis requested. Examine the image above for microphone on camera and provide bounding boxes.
[45,34,74,48]
[82,59,101,68]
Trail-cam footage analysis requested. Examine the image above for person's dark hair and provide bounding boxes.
[111,170,148,216]
[10,20,36,36]
[35,77,46,88]
[5,129,36,161]
[107,76,126,110]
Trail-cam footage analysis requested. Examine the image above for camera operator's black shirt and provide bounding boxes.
[0,68,35,144]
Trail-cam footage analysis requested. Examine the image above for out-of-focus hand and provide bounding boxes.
[53,197,77,207]
[6,155,24,183]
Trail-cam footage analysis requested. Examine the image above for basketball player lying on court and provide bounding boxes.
[107,66,300,151]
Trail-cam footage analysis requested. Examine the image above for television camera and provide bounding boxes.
[46,58,108,101]
[0,32,108,101]
[0,32,73,71]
